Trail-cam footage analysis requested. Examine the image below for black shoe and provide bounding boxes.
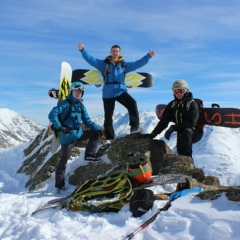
[104,139,113,145]
[130,126,143,134]
[84,154,101,162]
[55,186,65,194]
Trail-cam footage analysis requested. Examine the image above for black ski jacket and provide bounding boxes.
[152,92,199,135]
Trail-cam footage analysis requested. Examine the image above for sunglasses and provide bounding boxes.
[72,84,84,91]
[173,89,186,95]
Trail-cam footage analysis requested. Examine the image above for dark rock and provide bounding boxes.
[17,129,240,202]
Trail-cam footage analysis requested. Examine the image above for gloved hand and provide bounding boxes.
[60,126,70,134]
[143,132,156,139]
[164,126,175,140]
[97,129,103,138]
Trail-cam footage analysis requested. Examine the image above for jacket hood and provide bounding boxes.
[105,56,124,65]
[67,93,83,104]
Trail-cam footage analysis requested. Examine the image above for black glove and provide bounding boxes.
[60,126,70,134]
[97,130,103,138]
[143,132,156,139]
[164,126,174,140]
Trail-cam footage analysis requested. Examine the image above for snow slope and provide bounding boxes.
[0,110,240,240]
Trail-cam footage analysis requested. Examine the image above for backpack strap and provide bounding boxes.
[186,99,194,111]
[59,98,72,123]
[59,99,83,130]
[171,101,176,108]
[120,60,126,75]
[103,59,126,83]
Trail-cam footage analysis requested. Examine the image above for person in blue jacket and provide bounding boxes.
[77,42,155,143]
[48,82,102,192]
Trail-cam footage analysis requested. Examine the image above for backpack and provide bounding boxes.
[66,171,133,213]
[127,153,152,184]
[129,189,155,217]
[186,98,204,130]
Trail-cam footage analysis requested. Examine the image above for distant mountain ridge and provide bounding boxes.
[0,108,44,148]
[92,110,159,137]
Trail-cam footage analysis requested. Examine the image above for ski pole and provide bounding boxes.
[125,187,203,240]
[125,201,171,240]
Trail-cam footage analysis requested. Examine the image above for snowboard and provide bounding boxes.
[72,69,153,88]
[156,104,240,128]
[51,62,72,154]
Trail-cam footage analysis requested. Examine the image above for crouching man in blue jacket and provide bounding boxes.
[48,81,102,192]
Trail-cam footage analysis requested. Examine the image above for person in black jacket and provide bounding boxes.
[146,79,199,158]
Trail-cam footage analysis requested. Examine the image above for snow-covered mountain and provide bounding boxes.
[0,108,240,239]
[92,110,158,137]
[0,108,44,148]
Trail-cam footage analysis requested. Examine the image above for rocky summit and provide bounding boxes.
[17,128,240,201]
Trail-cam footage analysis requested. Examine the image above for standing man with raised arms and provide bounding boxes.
[77,42,155,143]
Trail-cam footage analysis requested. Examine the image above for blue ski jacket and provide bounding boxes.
[80,48,152,99]
[48,93,100,144]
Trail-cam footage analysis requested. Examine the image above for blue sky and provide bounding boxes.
[1,0,240,126]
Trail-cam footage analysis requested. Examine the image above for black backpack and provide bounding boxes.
[129,189,155,217]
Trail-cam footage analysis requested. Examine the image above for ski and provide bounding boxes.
[133,174,191,190]
[19,190,54,196]
[31,196,69,215]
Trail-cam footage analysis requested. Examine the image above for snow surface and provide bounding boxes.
[0,117,240,239]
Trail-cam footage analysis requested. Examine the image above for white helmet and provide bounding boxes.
[172,79,189,91]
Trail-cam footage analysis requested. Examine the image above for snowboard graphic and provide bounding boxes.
[72,69,153,88]
[51,62,71,154]
[156,104,240,128]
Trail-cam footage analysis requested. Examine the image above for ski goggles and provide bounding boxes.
[173,88,187,95]
[71,84,84,91]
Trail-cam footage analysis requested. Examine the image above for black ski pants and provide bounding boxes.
[176,128,194,158]
[103,92,139,140]
[55,130,99,189]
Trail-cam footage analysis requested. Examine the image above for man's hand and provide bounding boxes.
[164,126,174,140]
[77,42,84,50]
[149,49,155,57]
[143,132,156,139]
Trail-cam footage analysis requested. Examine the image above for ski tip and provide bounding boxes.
[169,186,204,201]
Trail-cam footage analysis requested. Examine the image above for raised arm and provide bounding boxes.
[77,42,84,50]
